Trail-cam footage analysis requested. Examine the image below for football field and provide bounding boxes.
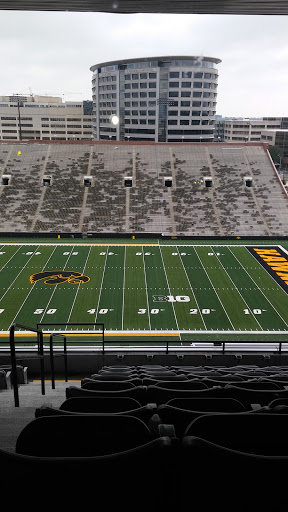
[1,242,288,345]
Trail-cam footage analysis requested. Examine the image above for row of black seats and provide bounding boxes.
[5,402,288,508]
[35,395,288,437]
[0,364,28,388]
[3,365,288,508]
[66,382,288,408]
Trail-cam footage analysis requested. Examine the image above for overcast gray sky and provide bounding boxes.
[0,10,287,117]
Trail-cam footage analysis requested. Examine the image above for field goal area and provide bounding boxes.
[1,240,288,350]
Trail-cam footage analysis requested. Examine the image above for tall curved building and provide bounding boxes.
[90,56,221,143]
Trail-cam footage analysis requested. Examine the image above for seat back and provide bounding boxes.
[66,385,146,404]
[184,413,288,455]
[166,397,247,412]
[224,385,288,406]
[81,379,136,390]
[147,385,224,404]
[16,414,153,457]
[153,380,208,390]
[60,396,142,412]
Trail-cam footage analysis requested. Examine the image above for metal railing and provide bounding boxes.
[9,322,45,407]
[9,322,104,406]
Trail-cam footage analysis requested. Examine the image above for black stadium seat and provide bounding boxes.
[151,380,208,390]
[58,396,143,412]
[0,435,176,509]
[89,374,141,381]
[16,414,159,456]
[66,385,147,404]
[223,385,288,406]
[146,385,225,404]
[183,413,288,455]
[81,379,137,390]
[166,397,247,412]
[34,405,160,432]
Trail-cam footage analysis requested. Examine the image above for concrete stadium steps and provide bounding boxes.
[0,380,81,451]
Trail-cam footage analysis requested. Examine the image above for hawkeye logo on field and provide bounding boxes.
[30,271,90,285]
[248,246,288,293]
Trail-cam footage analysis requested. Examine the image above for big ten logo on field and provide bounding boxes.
[152,295,190,302]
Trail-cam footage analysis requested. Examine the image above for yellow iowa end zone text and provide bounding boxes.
[253,248,288,286]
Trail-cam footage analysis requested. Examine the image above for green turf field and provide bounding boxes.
[1,241,288,345]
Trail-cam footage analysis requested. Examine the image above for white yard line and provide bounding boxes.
[0,246,41,303]
[94,246,109,326]
[212,247,263,330]
[11,246,57,326]
[142,247,152,331]
[121,246,127,331]
[229,247,288,329]
[193,246,235,330]
[66,245,92,329]
[158,245,180,339]
[177,247,207,330]
[0,245,22,273]
[38,246,76,325]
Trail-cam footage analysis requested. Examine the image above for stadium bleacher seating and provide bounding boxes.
[0,141,287,236]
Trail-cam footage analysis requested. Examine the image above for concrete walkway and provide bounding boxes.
[0,380,81,452]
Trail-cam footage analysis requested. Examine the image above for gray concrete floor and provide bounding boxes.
[0,379,81,452]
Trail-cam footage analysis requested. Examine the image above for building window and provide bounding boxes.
[181,82,191,88]
[194,82,203,88]
[149,82,156,88]
[149,72,157,78]
[181,101,190,107]
[194,72,203,78]
[169,91,178,97]
[181,91,191,97]
[170,72,179,78]
[169,82,179,88]
[182,71,192,78]
[140,73,147,79]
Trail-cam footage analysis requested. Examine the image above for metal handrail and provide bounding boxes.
[37,322,105,352]
[49,333,67,389]
[9,323,45,407]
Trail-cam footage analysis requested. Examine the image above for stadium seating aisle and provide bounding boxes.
[2,364,288,508]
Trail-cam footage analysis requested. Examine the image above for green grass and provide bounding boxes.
[1,240,288,345]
